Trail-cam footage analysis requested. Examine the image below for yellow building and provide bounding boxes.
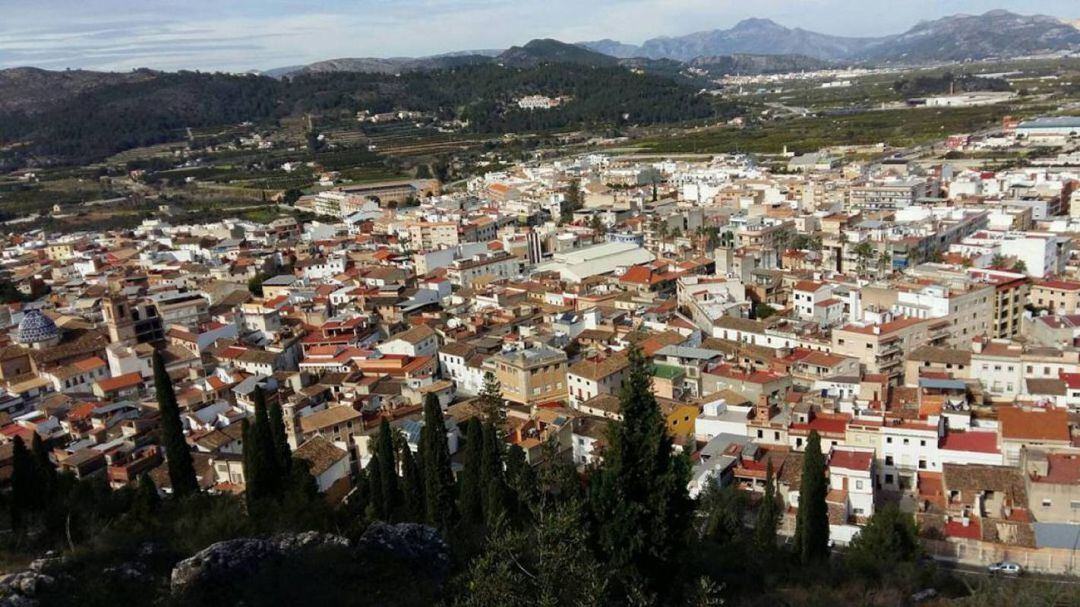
[658,397,698,443]
[485,344,568,405]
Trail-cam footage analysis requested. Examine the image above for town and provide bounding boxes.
[3,108,1080,602]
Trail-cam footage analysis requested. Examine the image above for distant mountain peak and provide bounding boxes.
[580,9,1080,64]
[731,18,784,31]
[498,39,617,67]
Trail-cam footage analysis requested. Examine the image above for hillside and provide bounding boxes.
[688,54,833,76]
[0,67,157,114]
[0,61,722,168]
[270,53,495,77]
[269,39,616,77]
[498,39,618,68]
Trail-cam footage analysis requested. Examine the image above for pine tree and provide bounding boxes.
[10,436,35,529]
[846,503,920,579]
[458,418,484,524]
[132,473,161,519]
[419,393,456,528]
[794,430,830,565]
[154,350,198,497]
[590,345,692,597]
[754,459,780,554]
[265,390,292,473]
[477,372,505,429]
[374,418,401,520]
[399,441,425,522]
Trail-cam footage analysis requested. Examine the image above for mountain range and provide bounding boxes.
[258,10,1080,79]
[580,10,1080,63]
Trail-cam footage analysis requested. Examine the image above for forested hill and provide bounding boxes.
[0,61,721,168]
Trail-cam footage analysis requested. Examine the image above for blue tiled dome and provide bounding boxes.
[16,309,59,345]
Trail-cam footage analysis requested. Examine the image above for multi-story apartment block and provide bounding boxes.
[485,344,568,406]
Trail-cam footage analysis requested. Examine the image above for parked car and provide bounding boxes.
[987,561,1022,576]
[911,588,937,603]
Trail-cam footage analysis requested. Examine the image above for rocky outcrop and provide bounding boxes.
[170,532,350,593]
[0,553,66,607]
[357,522,450,578]
[169,525,448,595]
[0,571,55,607]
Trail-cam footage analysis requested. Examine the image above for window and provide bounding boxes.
[885,456,894,465]
[757,429,764,439]
[920,440,926,447]
[1042,499,1052,508]
[885,474,894,484]
[903,438,909,445]
[796,438,803,448]
[886,437,893,444]
[918,460,927,470]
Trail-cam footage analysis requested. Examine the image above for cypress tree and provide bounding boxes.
[241,418,263,507]
[10,437,35,528]
[399,442,425,522]
[480,422,507,524]
[504,443,536,516]
[243,394,282,506]
[794,430,830,565]
[375,419,401,519]
[264,390,292,473]
[590,345,692,597]
[154,351,198,497]
[754,459,780,554]
[458,417,484,524]
[30,432,56,497]
[419,393,456,528]
[365,455,385,520]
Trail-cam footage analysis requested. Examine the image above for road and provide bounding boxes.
[931,557,1080,586]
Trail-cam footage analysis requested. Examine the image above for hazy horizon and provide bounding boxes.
[0,0,1077,73]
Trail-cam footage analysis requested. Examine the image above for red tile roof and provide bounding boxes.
[944,518,981,540]
[96,372,142,393]
[940,430,999,454]
[828,449,873,471]
[998,406,1070,442]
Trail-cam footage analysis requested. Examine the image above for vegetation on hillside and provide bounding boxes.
[0,63,728,168]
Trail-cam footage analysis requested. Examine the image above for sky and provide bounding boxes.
[0,0,1077,72]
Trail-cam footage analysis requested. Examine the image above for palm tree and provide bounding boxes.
[877,251,892,275]
[853,241,875,276]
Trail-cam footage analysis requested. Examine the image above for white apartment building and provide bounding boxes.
[877,419,942,491]
[891,283,994,347]
[567,353,629,409]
